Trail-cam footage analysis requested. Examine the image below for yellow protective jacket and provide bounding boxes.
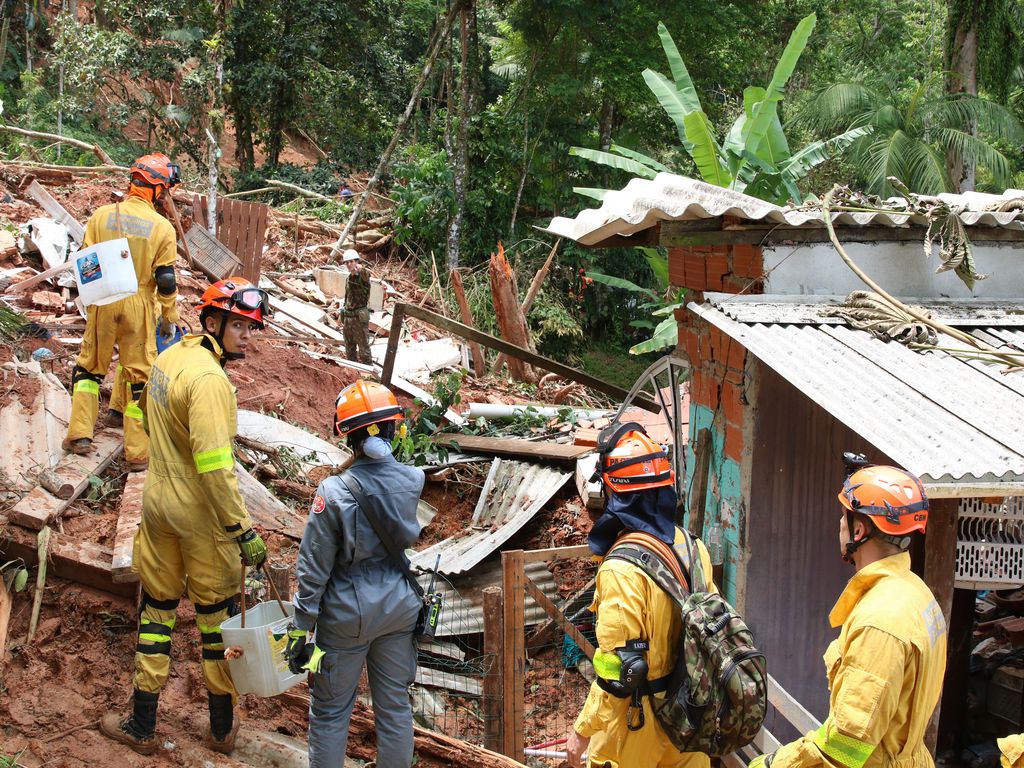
[575,527,716,768]
[767,552,947,768]
[1000,735,1024,768]
[84,194,179,323]
[141,334,250,535]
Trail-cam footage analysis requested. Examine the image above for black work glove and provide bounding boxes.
[285,626,311,674]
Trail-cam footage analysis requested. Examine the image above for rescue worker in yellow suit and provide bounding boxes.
[64,153,182,469]
[567,423,717,768]
[747,454,947,768]
[99,277,270,756]
[999,735,1024,768]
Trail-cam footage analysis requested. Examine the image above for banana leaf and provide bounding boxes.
[642,68,693,146]
[629,315,679,355]
[780,125,873,181]
[656,22,702,113]
[573,187,611,201]
[610,143,672,174]
[569,146,659,179]
[586,270,658,299]
[682,111,732,187]
[636,246,670,290]
[742,13,816,161]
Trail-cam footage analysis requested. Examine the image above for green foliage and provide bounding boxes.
[392,370,465,466]
[571,14,873,205]
[391,144,454,255]
[1,560,28,593]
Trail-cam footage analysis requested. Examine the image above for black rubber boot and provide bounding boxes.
[99,689,159,755]
[202,692,238,754]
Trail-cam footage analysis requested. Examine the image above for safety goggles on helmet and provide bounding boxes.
[198,277,270,330]
[130,154,181,188]
[221,286,269,314]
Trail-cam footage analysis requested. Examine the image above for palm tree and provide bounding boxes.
[796,78,1024,195]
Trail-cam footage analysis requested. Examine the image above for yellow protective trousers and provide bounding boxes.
[67,293,155,463]
[132,471,242,700]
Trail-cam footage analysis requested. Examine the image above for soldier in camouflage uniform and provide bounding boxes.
[342,249,372,364]
[567,424,716,768]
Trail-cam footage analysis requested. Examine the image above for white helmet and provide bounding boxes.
[343,249,360,263]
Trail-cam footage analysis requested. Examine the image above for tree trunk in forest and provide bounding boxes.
[599,92,615,151]
[489,243,533,382]
[946,0,979,192]
[446,1,473,270]
[329,2,465,260]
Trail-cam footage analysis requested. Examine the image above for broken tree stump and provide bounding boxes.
[9,432,123,530]
[494,238,559,372]
[488,243,533,382]
[111,471,146,583]
[450,268,486,376]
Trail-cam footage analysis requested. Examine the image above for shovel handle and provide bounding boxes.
[261,560,289,619]
[239,564,247,629]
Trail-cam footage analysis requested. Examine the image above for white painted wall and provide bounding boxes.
[762,240,1024,298]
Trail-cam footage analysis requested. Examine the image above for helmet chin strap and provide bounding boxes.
[842,511,873,564]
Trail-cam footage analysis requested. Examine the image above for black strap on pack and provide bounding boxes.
[338,472,425,600]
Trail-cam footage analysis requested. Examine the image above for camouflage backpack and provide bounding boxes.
[605,529,767,756]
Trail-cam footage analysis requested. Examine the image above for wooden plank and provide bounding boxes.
[24,180,86,243]
[687,428,711,534]
[7,433,123,530]
[384,303,660,412]
[0,578,10,674]
[246,203,268,282]
[183,224,242,281]
[450,269,486,377]
[767,673,821,735]
[501,549,526,763]
[6,259,74,294]
[0,524,134,598]
[524,573,596,660]
[268,295,346,341]
[111,471,146,583]
[434,433,592,461]
[415,666,482,697]
[520,544,592,565]
[482,585,503,753]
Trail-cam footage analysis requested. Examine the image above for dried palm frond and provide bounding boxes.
[824,290,938,346]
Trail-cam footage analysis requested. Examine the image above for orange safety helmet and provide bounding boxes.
[597,422,674,493]
[130,153,181,189]
[839,464,929,537]
[334,380,404,437]
[197,277,269,329]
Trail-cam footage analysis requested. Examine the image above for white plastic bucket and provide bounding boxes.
[221,601,306,697]
[72,238,138,306]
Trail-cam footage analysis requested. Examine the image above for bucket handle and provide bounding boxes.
[239,564,247,629]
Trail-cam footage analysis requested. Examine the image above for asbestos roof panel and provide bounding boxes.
[690,300,1024,487]
[411,458,572,576]
[704,293,1024,327]
[542,173,1024,246]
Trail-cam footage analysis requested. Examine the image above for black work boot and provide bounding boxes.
[99,689,159,755]
[104,409,124,428]
[202,692,239,754]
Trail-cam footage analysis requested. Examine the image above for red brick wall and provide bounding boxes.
[667,243,764,294]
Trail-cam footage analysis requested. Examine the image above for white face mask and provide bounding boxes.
[362,435,392,459]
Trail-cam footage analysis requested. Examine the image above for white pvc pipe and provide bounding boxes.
[466,403,615,421]
[524,749,569,759]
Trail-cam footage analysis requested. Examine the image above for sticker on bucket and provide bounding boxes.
[268,627,290,674]
[77,253,103,284]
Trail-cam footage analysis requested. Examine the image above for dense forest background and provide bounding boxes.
[2,0,1022,382]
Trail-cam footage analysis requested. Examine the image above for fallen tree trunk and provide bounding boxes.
[494,238,559,372]
[0,125,116,165]
[450,268,485,376]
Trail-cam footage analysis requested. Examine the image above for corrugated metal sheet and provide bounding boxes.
[412,458,572,575]
[690,299,1024,487]
[704,293,1024,327]
[543,173,1024,246]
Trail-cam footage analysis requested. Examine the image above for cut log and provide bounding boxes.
[8,432,123,530]
[111,471,146,583]
[489,243,533,382]
[434,433,591,461]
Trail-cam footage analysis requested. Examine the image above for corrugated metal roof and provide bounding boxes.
[704,293,1024,326]
[411,458,572,576]
[543,173,1024,246]
[690,297,1024,489]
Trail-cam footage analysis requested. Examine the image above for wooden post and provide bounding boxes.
[687,429,711,533]
[27,527,51,643]
[268,562,291,603]
[482,585,503,753]
[450,269,485,376]
[380,303,406,386]
[922,497,958,754]
[501,550,525,763]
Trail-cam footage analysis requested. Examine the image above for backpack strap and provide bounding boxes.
[607,531,691,608]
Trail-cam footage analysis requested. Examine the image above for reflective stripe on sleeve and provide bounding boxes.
[193,446,233,473]
[812,719,876,768]
[593,649,621,681]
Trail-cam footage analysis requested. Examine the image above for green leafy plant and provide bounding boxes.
[587,248,685,354]
[392,370,465,466]
[1,560,28,593]
[571,14,871,205]
[0,748,26,768]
